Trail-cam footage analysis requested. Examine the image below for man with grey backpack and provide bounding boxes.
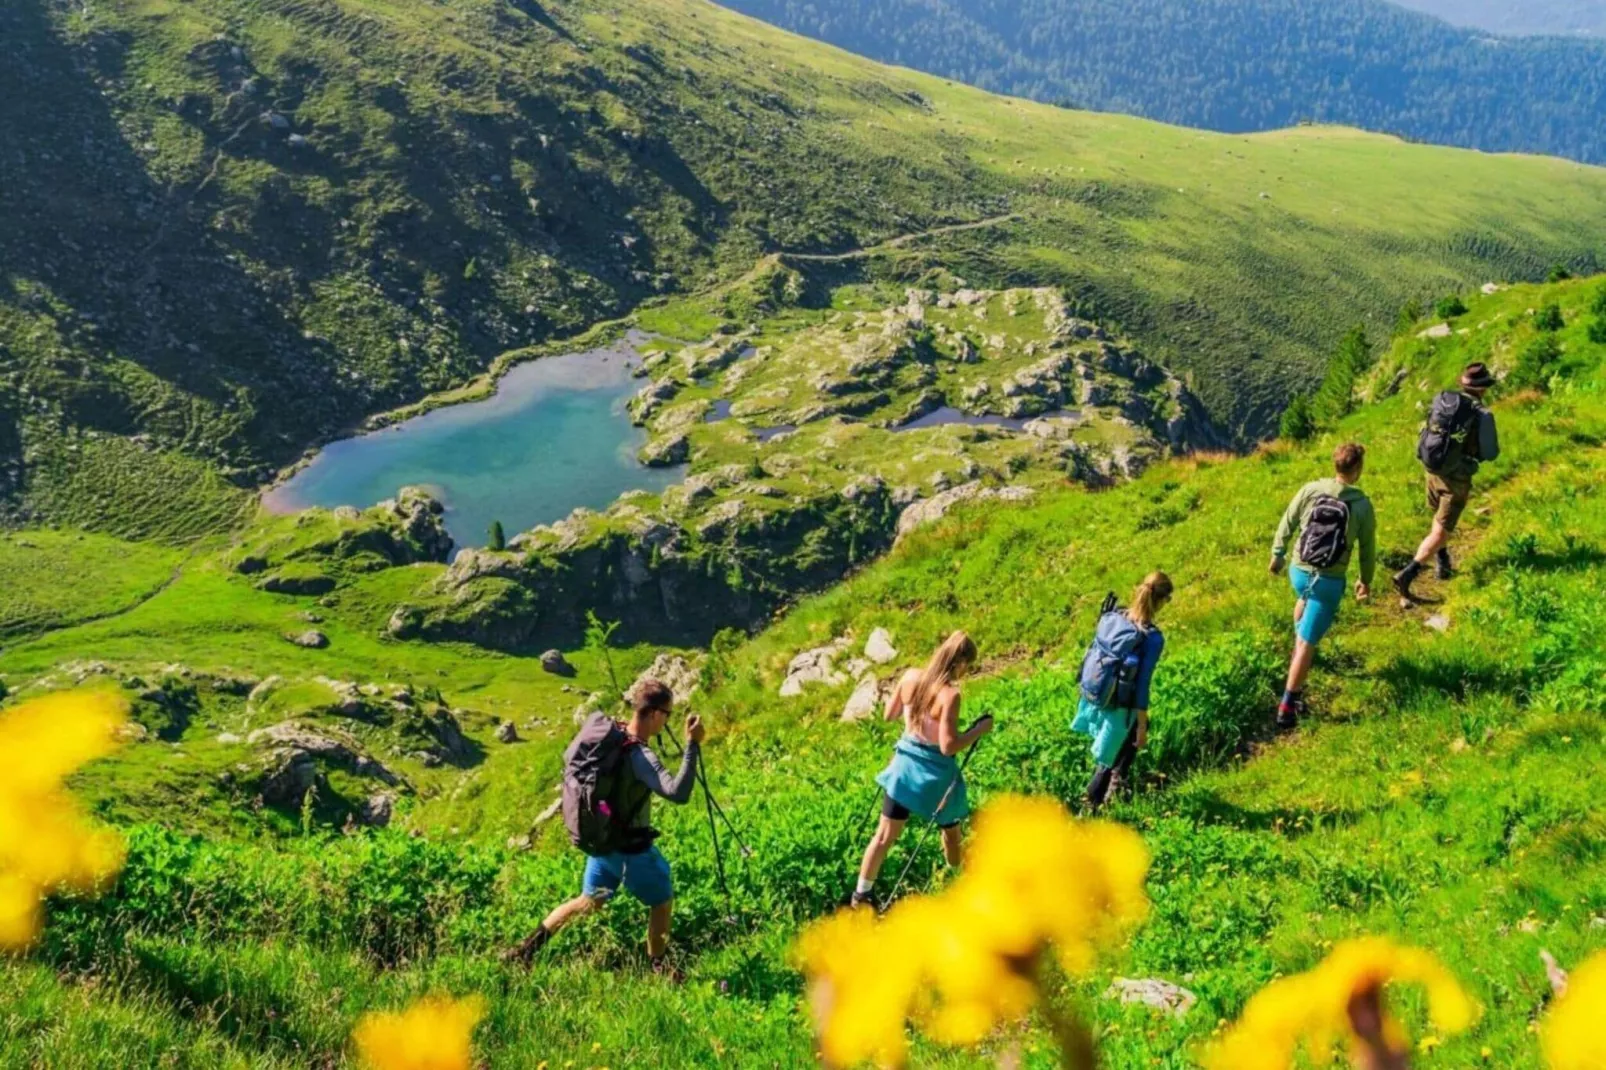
[1393,363,1500,603]
[1269,442,1377,730]
[505,678,702,975]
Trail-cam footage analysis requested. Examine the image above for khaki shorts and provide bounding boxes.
[1426,473,1473,532]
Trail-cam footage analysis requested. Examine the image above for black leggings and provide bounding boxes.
[1087,727,1139,810]
[882,792,960,830]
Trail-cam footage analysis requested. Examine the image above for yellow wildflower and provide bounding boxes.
[352,993,487,1070]
[1543,951,1606,1070]
[0,690,128,951]
[1203,938,1478,1070]
[797,793,1150,1067]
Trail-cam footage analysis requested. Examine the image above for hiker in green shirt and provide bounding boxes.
[1268,442,1377,730]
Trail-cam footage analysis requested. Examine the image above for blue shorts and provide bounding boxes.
[1290,565,1346,644]
[582,845,673,907]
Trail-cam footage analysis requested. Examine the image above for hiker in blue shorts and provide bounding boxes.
[1269,442,1377,730]
[851,631,993,909]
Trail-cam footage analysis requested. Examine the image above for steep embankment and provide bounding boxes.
[6,0,1606,539]
[2,277,1602,1066]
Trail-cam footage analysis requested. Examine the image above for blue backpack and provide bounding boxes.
[1079,593,1146,710]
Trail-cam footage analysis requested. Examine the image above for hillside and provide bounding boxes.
[1396,0,1606,36]
[718,0,1606,162]
[7,0,1606,543]
[4,275,1604,1065]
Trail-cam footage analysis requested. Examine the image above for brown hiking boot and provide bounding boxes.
[500,926,550,968]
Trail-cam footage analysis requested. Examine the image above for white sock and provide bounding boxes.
[855,878,874,895]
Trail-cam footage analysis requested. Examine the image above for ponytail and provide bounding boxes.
[909,630,978,721]
[1127,571,1174,629]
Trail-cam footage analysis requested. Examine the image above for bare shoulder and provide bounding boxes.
[898,668,922,692]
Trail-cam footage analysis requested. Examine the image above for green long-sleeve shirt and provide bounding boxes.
[1271,478,1377,585]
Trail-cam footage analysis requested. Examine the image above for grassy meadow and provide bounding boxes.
[2,278,1604,1065]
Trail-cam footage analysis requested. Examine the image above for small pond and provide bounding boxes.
[262,333,684,550]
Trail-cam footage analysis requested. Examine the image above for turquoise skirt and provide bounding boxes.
[875,734,970,825]
[1071,695,1135,768]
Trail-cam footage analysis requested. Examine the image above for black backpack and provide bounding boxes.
[561,713,653,856]
[1297,495,1351,569]
[1417,391,1479,474]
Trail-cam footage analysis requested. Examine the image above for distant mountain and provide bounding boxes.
[717,0,1606,163]
[1395,0,1606,36]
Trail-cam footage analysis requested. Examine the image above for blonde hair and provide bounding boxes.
[1127,571,1174,629]
[909,630,978,721]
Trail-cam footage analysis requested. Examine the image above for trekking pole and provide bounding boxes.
[662,725,748,915]
[884,735,983,907]
[665,725,753,858]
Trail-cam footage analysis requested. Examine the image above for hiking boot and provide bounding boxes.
[1274,709,1299,733]
[849,889,880,911]
[1435,549,1453,581]
[501,925,551,967]
[1392,564,1421,602]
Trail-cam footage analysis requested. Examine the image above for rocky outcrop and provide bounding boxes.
[640,433,690,467]
[864,628,898,665]
[285,629,329,649]
[242,721,404,809]
[896,482,1035,541]
[630,654,702,705]
[540,649,575,676]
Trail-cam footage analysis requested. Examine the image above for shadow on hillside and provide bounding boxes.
[0,1,353,466]
[1472,541,1606,584]
[1374,652,1523,704]
[125,940,321,1054]
[1171,791,1365,841]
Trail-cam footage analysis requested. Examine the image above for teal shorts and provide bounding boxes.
[1290,565,1345,644]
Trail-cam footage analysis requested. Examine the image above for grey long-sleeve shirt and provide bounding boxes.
[623,740,699,831]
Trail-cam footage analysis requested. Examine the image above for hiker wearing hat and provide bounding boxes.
[1071,571,1173,812]
[1269,443,1377,730]
[505,678,702,973]
[851,630,993,909]
[1394,363,1500,602]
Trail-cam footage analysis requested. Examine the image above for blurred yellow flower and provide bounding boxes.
[1543,951,1606,1070]
[0,690,128,951]
[352,993,487,1070]
[1202,937,1478,1070]
[797,793,1149,1067]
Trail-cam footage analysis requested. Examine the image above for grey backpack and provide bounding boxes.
[560,713,650,856]
[1079,593,1146,709]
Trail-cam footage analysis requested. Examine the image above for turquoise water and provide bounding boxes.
[262,335,683,550]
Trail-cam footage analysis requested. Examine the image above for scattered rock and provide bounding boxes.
[841,674,891,722]
[216,732,242,745]
[235,555,268,575]
[639,433,690,467]
[256,572,336,596]
[1103,978,1197,1019]
[781,638,853,697]
[1425,614,1450,633]
[360,791,396,828]
[540,649,575,676]
[248,675,282,705]
[286,630,329,650]
[495,720,520,744]
[1417,323,1453,340]
[864,628,898,665]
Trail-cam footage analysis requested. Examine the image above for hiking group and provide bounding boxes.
[509,362,1501,962]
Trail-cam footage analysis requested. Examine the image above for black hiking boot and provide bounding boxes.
[1435,548,1453,581]
[1274,695,1303,733]
[849,889,880,911]
[500,925,551,967]
[1392,561,1423,602]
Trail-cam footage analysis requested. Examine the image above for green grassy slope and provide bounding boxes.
[3,278,1603,1065]
[7,0,1606,540]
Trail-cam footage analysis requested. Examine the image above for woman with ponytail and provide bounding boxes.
[1072,571,1172,811]
[851,630,993,909]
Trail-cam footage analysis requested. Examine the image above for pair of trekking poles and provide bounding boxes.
[656,722,753,920]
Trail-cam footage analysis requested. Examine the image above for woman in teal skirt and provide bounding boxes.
[851,630,994,909]
[1071,571,1172,811]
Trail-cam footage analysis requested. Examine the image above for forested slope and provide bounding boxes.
[1396,0,1606,36]
[7,0,1606,540]
[719,0,1606,161]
